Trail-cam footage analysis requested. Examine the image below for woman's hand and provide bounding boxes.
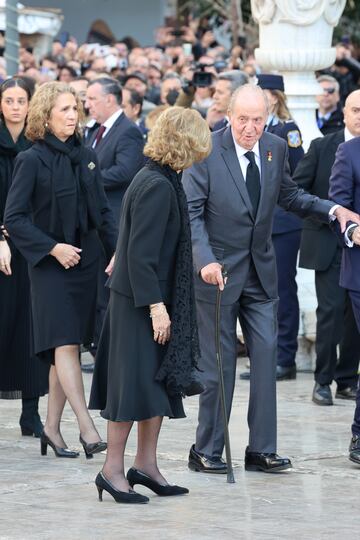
[150,303,171,345]
[50,243,82,269]
[0,240,12,275]
[105,253,115,276]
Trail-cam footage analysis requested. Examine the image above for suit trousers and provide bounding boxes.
[272,230,301,368]
[347,290,360,437]
[314,250,360,388]
[195,262,278,457]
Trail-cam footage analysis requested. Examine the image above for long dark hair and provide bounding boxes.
[0,76,33,102]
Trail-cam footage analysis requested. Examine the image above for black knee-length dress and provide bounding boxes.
[4,137,117,364]
[89,163,188,421]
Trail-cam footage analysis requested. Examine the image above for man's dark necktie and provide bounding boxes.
[244,150,261,215]
[94,124,106,148]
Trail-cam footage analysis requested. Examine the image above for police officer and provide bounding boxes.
[240,74,304,381]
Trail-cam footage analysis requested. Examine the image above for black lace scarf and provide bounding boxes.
[146,160,202,397]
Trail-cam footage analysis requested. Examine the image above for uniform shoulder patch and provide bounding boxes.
[287,130,302,148]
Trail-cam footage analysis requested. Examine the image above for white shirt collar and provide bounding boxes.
[344,126,356,142]
[102,108,123,134]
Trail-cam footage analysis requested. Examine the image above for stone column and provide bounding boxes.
[251,0,346,149]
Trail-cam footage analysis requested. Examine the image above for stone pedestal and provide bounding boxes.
[251,0,346,150]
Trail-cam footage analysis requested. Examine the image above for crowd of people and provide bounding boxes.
[1,18,360,504]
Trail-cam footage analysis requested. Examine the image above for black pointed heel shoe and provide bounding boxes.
[95,472,149,504]
[40,432,79,458]
[79,435,107,459]
[127,467,189,496]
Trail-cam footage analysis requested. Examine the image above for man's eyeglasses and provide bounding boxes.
[322,87,336,95]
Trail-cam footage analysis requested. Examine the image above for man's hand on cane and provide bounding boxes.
[200,262,225,290]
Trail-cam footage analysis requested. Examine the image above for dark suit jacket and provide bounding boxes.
[295,129,344,271]
[88,112,145,225]
[316,104,344,136]
[4,142,117,268]
[108,165,180,308]
[183,127,333,305]
[329,137,360,292]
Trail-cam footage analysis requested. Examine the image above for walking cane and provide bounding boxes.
[215,266,235,483]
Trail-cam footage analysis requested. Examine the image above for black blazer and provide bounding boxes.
[108,165,181,308]
[88,112,145,225]
[294,129,345,271]
[4,142,118,268]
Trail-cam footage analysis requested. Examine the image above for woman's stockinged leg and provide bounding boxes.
[102,420,133,492]
[54,344,101,443]
[44,364,67,447]
[133,416,168,485]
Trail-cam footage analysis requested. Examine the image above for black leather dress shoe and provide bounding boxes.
[188,444,227,474]
[312,383,333,405]
[276,365,296,380]
[245,448,292,473]
[81,361,95,373]
[349,435,360,465]
[336,386,357,400]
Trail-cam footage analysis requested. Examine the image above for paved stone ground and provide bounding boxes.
[0,353,358,540]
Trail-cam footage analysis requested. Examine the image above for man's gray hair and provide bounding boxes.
[88,77,123,105]
[317,74,340,93]
[229,83,269,115]
[218,70,249,93]
[162,71,182,82]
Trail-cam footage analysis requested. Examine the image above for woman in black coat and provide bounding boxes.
[89,106,212,504]
[0,77,48,437]
[5,82,118,458]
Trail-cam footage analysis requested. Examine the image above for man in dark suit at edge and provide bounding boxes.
[329,89,360,466]
[182,84,360,474]
[83,78,145,370]
[294,89,360,406]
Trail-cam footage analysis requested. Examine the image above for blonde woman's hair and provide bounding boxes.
[144,106,212,170]
[25,81,84,141]
[270,89,291,121]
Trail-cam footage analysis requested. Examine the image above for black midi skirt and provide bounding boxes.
[89,290,185,422]
[28,256,98,364]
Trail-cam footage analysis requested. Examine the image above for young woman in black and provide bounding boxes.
[0,77,48,437]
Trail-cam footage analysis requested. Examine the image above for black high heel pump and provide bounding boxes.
[95,472,149,504]
[127,467,189,496]
[40,431,79,458]
[79,435,107,459]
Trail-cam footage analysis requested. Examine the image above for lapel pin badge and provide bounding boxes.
[267,151,272,162]
[88,161,96,170]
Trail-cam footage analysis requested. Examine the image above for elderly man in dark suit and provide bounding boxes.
[84,78,145,369]
[329,89,360,466]
[294,89,360,407]
[182,84,359,473]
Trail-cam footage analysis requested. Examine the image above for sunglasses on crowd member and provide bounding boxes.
[323,87,336,95]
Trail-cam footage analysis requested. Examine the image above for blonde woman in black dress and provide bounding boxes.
[5,82,117,459]
[89,107,212,504]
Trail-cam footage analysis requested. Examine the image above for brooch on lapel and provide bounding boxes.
[88,161,96,170]
[266,150,272,162]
